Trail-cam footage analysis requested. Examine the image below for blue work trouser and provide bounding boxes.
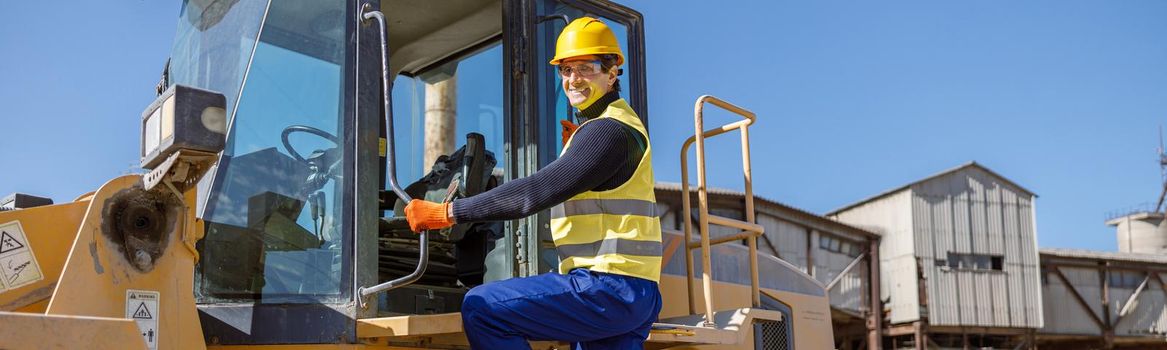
[461,268,662,350]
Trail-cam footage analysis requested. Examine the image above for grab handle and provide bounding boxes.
[356,4,428,309]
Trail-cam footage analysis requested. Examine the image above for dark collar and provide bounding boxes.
[574,91,620,123]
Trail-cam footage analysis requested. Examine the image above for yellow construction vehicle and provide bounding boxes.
[0,0,833,349]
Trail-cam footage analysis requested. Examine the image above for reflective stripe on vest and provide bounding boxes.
[550,98,662,282]
[556,238,663,261]
[550,198,657,219]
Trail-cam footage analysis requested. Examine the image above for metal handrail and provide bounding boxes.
[356,4,428,309]
[679,95,763,327]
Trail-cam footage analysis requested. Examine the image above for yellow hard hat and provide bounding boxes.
[549,17,624,66]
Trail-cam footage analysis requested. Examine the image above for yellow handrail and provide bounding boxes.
[679,95,763,327]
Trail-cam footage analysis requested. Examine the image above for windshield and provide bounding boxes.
[168,0,268,118]
[193,0,351,303]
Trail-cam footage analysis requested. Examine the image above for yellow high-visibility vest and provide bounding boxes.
[549,98,662,282]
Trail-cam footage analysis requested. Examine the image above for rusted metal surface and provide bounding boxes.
[100,187,178,273]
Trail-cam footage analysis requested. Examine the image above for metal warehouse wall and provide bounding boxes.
[757,214,809,272]
[831,189,918,324]
[910,167,1042,328]
[1042,266,1106,335]
[1040,253,1167,343]
[757,211,870,316]
[1117,282,1167,336]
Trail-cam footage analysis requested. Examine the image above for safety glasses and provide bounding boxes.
[557,60,603,78]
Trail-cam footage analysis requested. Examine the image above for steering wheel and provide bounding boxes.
[281,125,340,163]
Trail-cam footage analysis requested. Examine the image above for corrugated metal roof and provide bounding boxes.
[826,161,1038,216]
[655,182,814,215]
[654,182,878,238]
[1039,248,1167,264]
[655,182,787,204]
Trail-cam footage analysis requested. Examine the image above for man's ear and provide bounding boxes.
[607,69,618,88]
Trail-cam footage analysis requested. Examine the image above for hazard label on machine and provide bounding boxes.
[0,221,43,292]
[126,289,160,350]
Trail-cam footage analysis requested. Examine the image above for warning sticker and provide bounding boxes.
[0,221,43,292]
[126,289,160,350]
[0,231,25,253]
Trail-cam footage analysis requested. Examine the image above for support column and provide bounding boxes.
[424,76,457,169]
[807,229,817,278]
[867,238,882,350]
[913,321,925,350]
[1100,261,1114,350]
[914,258,929,350]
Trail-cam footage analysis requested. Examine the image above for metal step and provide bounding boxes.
[648,308,783,347]
[648,322,738,346]
[356,308,780,348]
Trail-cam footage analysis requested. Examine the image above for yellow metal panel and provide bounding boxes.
[15,298,49,313]
[45,175,206,350]
[657,274,835,349]
[0,200,89,312]
[0,311,146,350]
[355,314,574,348]
[357,312,464,338]
[212,346,335,350]
[209,345,455,350]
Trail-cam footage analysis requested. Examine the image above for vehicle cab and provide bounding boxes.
[172,0,647,345]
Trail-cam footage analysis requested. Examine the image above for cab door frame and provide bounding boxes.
[350,0,646,324]
[356,0,526,319]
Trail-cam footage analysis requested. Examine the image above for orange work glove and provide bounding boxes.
[560,120,579,147]
[404,199,454,232]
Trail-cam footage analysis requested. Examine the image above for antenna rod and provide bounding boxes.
[1157,125,1167,213]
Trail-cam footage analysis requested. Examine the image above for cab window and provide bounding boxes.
[196,0,350,303]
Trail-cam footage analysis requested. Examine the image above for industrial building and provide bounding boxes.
[659,161,1167,349]
[828,162,1043,349]
[1025,202,1167,349]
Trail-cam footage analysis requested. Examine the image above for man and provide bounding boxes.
[404,17,663,350]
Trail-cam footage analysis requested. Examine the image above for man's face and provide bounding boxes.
[559,56,616,109]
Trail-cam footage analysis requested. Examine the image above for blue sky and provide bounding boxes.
[2,1,1165,252]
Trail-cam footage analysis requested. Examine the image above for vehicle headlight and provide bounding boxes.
[140,85,227,169]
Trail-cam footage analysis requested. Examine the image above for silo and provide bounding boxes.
[1106,212,1167,254]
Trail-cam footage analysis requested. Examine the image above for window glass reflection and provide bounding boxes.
[168,0,269,120]
[197,0,349,303]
